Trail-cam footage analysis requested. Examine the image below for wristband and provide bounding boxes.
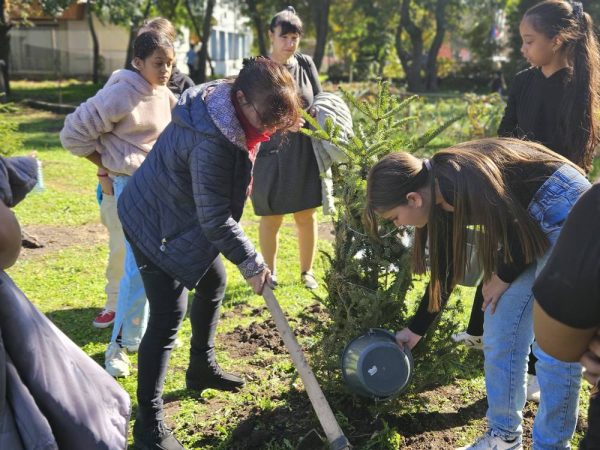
[97,173,109,177]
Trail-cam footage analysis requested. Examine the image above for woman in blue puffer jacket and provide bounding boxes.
[117,57,301,450]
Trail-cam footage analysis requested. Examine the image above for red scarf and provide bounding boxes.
[232,92,272,195]
[232,93,271,160]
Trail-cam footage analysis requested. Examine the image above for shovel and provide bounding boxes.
[262,286,352,450]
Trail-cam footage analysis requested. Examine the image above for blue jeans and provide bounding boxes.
[483,164,590,449]
[110,176,149,349]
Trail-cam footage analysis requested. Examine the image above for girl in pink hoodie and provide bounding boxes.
[60,29,177,378]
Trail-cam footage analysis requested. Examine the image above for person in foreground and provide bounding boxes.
[364,138,590,450]
[532,182,600,449]
[117,57,301,450]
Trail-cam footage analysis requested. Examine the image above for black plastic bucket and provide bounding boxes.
[341,329,413,401]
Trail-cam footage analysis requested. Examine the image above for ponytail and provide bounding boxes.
[566,11,600,172]
[525,0,600,173]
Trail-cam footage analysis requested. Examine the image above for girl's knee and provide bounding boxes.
[261,215,284,231]
[293,208,316,226]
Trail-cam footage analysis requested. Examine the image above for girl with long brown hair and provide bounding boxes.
[365,138,590,449]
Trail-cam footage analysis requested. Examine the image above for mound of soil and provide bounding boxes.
[232,319,287,354]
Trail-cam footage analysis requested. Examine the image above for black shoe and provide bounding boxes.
[186,358,245,393]
[133,421,185,450]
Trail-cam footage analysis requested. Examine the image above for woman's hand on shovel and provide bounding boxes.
[247,268,274,295]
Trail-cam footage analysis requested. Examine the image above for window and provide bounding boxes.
[210,30,217,61]
[228,33,235,60]
[219,31,226,60]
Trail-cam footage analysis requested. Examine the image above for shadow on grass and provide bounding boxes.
[46,307,112,347]
[9,83,101,105]
[18,116,65,150]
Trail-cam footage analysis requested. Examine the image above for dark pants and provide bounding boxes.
[467,282,537,375]
[580,392,600,449]
[129,240,226,427]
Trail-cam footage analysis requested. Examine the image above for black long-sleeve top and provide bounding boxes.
[408,160,561,336]
[498,67,570,158]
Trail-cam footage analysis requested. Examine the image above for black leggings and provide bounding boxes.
[129,240,226,427]
[467,283,537,376]
[579,392,600,449]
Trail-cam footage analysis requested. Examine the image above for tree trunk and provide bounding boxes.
[395,0,424,92]
[124,0,152,69]
[246,0,267,56]
[86,3,100,83]
[0,0,12,96]
[166,0,180,20]
[425,0,449,91]
[312,0,331,71]
[197,0,215,83]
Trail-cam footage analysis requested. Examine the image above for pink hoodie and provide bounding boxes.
[60,69,177,175]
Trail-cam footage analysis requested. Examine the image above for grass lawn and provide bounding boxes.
[9,79,103,106]
[6,102,592,448]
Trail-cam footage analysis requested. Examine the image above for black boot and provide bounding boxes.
[133,420,185,450]
[186,355,245,393]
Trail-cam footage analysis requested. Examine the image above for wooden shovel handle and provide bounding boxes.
[262,286,351,450]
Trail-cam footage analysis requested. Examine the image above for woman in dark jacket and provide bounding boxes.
[117,57,301,450]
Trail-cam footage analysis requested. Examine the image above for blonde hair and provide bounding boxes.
[139,17,177,43]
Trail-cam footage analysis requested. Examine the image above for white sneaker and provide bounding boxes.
[526,373,540,403]
[451,331,483,350]
[301,271,318,290]
[105,342,130,378]
[456,430,523,450]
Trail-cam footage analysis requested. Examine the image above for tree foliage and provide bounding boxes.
[301,81,471,399]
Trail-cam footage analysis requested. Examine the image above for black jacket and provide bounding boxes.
[168,67,195,98]
[0,156,130,449]
[118,81,266,289]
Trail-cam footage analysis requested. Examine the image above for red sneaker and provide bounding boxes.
[93,309,115,328]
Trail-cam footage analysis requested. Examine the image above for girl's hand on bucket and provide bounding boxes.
[247,268,271,295]
[482,274,510,315]
[395,328,421,350]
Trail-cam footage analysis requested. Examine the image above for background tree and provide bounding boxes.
[183,0,214,82]
[352,0,396,81]
[93,0,152,70]
[85,1,100,84]
[237,0,278,56]
[1,0,71,95]
[394,0,454,91]
[328,0,366,81]
[310,0,331,71]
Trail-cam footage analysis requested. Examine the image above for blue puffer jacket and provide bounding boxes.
[118,81,266,289]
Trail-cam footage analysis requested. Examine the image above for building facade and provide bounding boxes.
[8,0,252,79]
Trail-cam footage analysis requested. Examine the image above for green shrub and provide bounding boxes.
[302,81,470,402]
[0,103,24,156]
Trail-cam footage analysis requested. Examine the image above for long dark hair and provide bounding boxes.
[232,57,301,130]
[524,0,600,172]
[365,138,584,311]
